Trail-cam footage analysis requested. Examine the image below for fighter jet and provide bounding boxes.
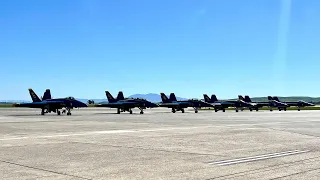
[95,91,158,114]
[158,93,190,113]
[267,96,289,111]
[203,94,251,112]
[238,95,270,111]
[272,96,315,111]
[13,88,88,115]
[159,93,214,113]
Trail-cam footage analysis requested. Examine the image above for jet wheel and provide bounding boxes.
[140,111,144,114]
[57,111,61,115]
[222,109,225,112]
[130,110,133,114]
[181,109,185,113]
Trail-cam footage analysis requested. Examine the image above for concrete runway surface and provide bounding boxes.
[0,107,320,180]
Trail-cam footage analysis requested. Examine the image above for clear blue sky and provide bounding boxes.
[1,0,320,100]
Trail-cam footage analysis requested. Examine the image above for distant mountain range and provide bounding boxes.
[1,94,319,104]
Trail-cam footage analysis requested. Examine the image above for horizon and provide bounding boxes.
[1,92,319,102]
[1,0,320,100]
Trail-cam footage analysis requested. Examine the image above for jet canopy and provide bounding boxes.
[132,97,147,101]
[66,96,75,100]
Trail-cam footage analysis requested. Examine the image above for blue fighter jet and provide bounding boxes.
[203,94,252,112]
[95,91,158,114]
[272,96,314,111]
[159,93,214,113]
[13,88,88,115]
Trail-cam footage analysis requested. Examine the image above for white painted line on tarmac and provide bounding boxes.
[208,150,309,166]
[0,126,212,141]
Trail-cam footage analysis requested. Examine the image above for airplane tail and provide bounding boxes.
[169,93,178,101]
[160,93,170,103]
[238,95,245,101]
[203,94,211,103]
[42,89,51,100]
[211,94,218,102]
[244,95,252,102]
[273,96,280,101]
[267,96,273,101]
[28,88,41,102]
[105,91,116,103]
[116,91,125,101]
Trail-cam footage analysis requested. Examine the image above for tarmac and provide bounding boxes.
[0,107,320,180]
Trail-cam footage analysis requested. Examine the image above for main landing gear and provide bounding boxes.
[278,107,287,111]
[171,108,185,113]
[116,108,141,114]
[193,107,198,113]
[40,109,50,115]
[214,108,225,112]
[64,108,72,115]
[138,107,144,114]
[249,108,259,112]
[40,108,71,116]
[41,109,45,115]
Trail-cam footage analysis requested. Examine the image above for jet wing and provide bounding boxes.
[197,101,215,107]
[158,102,190,108]
[285,102,299,106]
[13,102,47,108]
[256,102,270,107]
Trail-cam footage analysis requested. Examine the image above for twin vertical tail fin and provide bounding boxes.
[116,91,125,101]
[244,95,252,102]
[203,94,211,103]
[28,88,41,102]
[160,93,170,103]
[267,96,273,101]
[238,95,245,101]
[169,93,178,101]
[273,96,280,101]
[105,91,116,103]
[42,89,52,100]
[211,94,218,102]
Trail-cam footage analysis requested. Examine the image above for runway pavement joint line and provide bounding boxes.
[0,159,92,180]
[207,150,309,166]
